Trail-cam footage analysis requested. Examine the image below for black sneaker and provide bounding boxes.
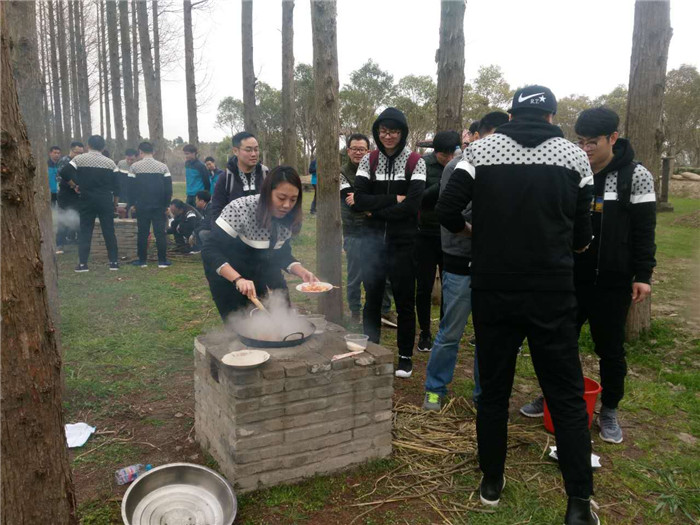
[131,260,148,267]
[564,497,600,525]
[74,263,89,273]
[479,476,505,506]
[109,262,120,271]
[158,260,172,268]
[417,332,432,353]
[395,356,413,379]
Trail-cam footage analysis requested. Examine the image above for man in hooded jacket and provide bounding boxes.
[437,86,599,524]
[351,108,427,379]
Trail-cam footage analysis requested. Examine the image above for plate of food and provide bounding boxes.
[295,282,334,293]
[221,349,270,369]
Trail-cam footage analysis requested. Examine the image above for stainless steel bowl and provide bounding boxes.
[121,463,237,525]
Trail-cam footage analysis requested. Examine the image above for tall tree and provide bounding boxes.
[183,0,199,145]
[295,63,317,169]
[1,5,77,522]
[120,0,138,146]
[67,1,81,140]
[37,1,53,144]
[75,0,92,139]
[131,0,140,137]
[281,0,296,168]
[6,0,60,324]
[152,1,163,104]
[56,2,72,141]
[99,0,112,141]
[241,0,258,135]
[664,65,700,164]
[47,1,64,145]
[311,0,342,323]
[215,96,245,137]
[339,60,394,135]
[624,0,672,341]
[435,0,465,132]
[106,0,126,156]
[393,75,437,149]
[137,0,165,159]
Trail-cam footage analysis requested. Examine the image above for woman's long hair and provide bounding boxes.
[256,165,303,233]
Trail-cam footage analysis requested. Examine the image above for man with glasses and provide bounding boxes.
[521,107,656,445]
[211,131,268,223]
[352,108,427,379]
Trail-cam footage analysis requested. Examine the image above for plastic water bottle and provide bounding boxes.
[114,463,152,485]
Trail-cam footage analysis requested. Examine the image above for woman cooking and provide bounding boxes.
[202,166,317,320]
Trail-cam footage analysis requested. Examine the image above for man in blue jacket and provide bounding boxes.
[48,146,61,205]
[183,144,210,206]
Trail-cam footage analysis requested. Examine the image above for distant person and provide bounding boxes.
[191,190,212,251]
[423,111,509,413]
[128,141,173,268]
[437,85,598,524]
[415,131,461,353]
[521,107,656,446]
[167,199,202,254]
[183,144,210,206]
[351,107,427,379]
[55,141,84,253]
[211,132,268,223]
[61,135,120,272]
[48,146,61,205]
[204,156,224,188]
[309,158,318,215]
[117,148,138,212]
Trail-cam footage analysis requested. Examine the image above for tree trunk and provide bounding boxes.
[67,1,81,140]
[56,2,72,142]
[137,0,164,159]
[6,0,61,326]
[311,0,343,323]
[119,0,137,147]
[75,0,91,139]
[106,0,125,156]
[131,0,140,139]
[1,6,78,524]
[436,0,465,133]
[241,0,258,135]
[37,1,53,145]
[99,0,112,141]
[152,0,163,109]
[96,1,105,137]
[281,0,296,169]
[183,0,199,145]
[47,1,64,146]
[624,0,672,341]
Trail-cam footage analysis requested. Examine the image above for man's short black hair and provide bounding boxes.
[70,141,84,150]
[196,190,211,203]
[432,131,461,154]
[125,148,138,156]
[346,133,370,149]
[478,111,509,136]
[204,156,216,163]
[510,108,550,121]
[377,119,401,130]
[232,132,256,148]
[87,135,106,151]
[468,121,480,134]
[575,107,620,138]
[170,198,186,210]
[102,149,111,158]
[183,144,198,154]
[138,141,154,154]
[50,145,61,152]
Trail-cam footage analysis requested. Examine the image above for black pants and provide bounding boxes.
[415,234,443,335]
[576,283,631,409]
[362,238,416,358]
[473,289,592,498]
[207,270,288,321]
[310,184,317,213]
[79,195,118,264]
[51,193,57,205]
[56,191,80,246]
[137,208,167,262]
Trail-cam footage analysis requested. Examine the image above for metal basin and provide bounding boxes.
[122,463,237,525]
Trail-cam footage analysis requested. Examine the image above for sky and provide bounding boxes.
[156,0,700,143]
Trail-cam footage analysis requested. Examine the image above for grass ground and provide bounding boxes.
[61,183,700,524]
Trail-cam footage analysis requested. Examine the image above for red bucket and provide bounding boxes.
[543,377,602,434]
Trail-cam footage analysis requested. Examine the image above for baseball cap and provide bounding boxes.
[509,85,557,115]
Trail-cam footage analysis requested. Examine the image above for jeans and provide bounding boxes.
[424,272,473,396]
[345,234,393,314]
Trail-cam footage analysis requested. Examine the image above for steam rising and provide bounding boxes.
[224,289,309,340]
[52,207,80,232]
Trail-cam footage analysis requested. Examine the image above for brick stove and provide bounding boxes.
[193,321,394,493]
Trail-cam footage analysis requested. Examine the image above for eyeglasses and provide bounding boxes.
[577,135,610,152]
[378,129,401,138]
[348,147,368,153]
[240,147,259,154]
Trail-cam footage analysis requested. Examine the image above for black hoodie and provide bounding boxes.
[210,157,268,223]
[437,117,594,292]
[573,138,656,287]
[352,107,427,244]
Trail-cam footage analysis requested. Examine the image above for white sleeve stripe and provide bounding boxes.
[127,173,136,178]
[215,263,230,276]
[455,160,476,178]
[287,261,301,272]
[164,172,171,178]
[630,193,656,204]
[604,192,618,200]
[215,216,238,238]
[340,181,350,191]
[579,175,594,188]
[69,160,77,169]
[356,169,370,179]
[410,173,426,182]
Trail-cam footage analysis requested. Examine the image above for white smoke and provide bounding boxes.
[224,289,308,341]
[52,207,80,232]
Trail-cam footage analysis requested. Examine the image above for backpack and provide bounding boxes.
[368,149,422,181]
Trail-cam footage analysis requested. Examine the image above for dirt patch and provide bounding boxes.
[672,209,700,228]
[670,179,700,199]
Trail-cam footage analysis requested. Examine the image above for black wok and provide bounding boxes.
[230,314,315,348]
